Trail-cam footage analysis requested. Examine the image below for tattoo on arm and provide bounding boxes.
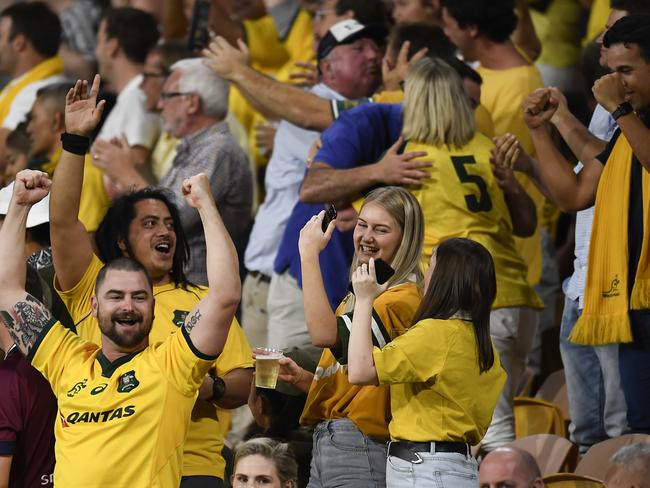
[0,294,53,355]
[184,309,202,334]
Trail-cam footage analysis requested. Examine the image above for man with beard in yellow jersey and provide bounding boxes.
[49,76,253,488]
[0,165,241,487]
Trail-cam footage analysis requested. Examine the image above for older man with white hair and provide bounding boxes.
[605,443,650,488]
[157,58,253,285]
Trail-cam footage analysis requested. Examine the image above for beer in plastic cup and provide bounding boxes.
[255,348,283,389]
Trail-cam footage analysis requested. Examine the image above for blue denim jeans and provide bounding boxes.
[559,295,628,453]
[307,419,388,488]
[386,449,478,488]
[621,311,650,433]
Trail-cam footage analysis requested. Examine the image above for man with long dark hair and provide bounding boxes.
[49,75,253,488]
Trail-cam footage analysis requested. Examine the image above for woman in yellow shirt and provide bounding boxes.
[296,186,424,487]
[399,56,541,450]
[348,238,506,487]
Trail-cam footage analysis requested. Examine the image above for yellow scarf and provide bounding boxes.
[0,56,64,126]
[570,134,650,345]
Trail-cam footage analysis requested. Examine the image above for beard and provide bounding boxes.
[98,307,152,350]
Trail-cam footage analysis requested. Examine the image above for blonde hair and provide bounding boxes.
[402,57,475,148]
[349,186,424,291]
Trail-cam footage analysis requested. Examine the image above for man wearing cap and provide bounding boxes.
[243,19,384,355]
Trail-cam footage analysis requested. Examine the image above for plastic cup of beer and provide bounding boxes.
[255,348,284,389]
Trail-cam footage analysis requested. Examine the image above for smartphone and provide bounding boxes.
[348,258,396,293]
[322,204,337,233]
[374,258,396,285]
[188,0,211,52]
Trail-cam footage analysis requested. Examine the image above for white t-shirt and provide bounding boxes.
[2,74,68,130]
[96,74,160,149]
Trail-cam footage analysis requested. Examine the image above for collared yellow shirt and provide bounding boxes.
[300,283,421,438]
[29,320,214,487]
[56,254,253,478]
[374,318,506,444]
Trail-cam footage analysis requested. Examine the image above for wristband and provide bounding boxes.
[61,132,90,155]
[210,375,226,402]
[611,101,634,121]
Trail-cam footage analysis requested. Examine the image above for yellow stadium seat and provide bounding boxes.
[514,397,566,439]
[574,433,650,481]
[542,473,604,488]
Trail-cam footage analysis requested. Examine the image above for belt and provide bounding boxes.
[248,270,271,284]
[388,441,470,464]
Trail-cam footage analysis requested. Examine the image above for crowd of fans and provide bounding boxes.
[0,0,649,487]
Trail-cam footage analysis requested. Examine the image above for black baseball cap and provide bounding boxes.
[317,19,388,61]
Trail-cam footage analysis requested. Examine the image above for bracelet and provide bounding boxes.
[61,132,90,155]
[292,368,304,385]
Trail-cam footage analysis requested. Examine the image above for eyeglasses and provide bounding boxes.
[159,91,192,101]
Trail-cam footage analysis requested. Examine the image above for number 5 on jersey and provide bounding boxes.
[451,155,492,213]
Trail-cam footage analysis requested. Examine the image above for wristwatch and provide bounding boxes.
[210,375,226,402]
[611,101,634,121]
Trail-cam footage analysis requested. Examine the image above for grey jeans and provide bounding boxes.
[386,449,478,488]
[481,306,538,451]
[307,419,388,488]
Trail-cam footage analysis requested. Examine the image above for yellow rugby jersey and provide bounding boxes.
[300,283,421,438]
[28,320,215,488]
[405,135,542,309]
[477,64,546,285]
[56,254,253,478]
[374,318,506,444]
[40,149,110,233]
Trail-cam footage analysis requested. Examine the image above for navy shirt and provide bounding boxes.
[0,346,56,487]
[273,104,403,309]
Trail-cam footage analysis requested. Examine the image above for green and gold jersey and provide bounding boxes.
[28,320,214,487]
[300,283,421,438]
[405,134,543,309]
[56,254,253,478]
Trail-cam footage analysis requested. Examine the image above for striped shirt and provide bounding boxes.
[564,104,618,308]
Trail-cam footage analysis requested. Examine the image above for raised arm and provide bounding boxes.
[593,73,650,171]
[0,170,55,356]
[203,36,333,131]
[523,88,603,212]
[298,212,339,348]
[181,173,240,357]
[50,76,106,291]
[492,164,537,238]
[300,137,430,204]
[347,260,384,386]
[549,88,607,164]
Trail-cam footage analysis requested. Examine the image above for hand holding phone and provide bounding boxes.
[373,258,396,285]
[348,258,395,293]
[322,204,337,233]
